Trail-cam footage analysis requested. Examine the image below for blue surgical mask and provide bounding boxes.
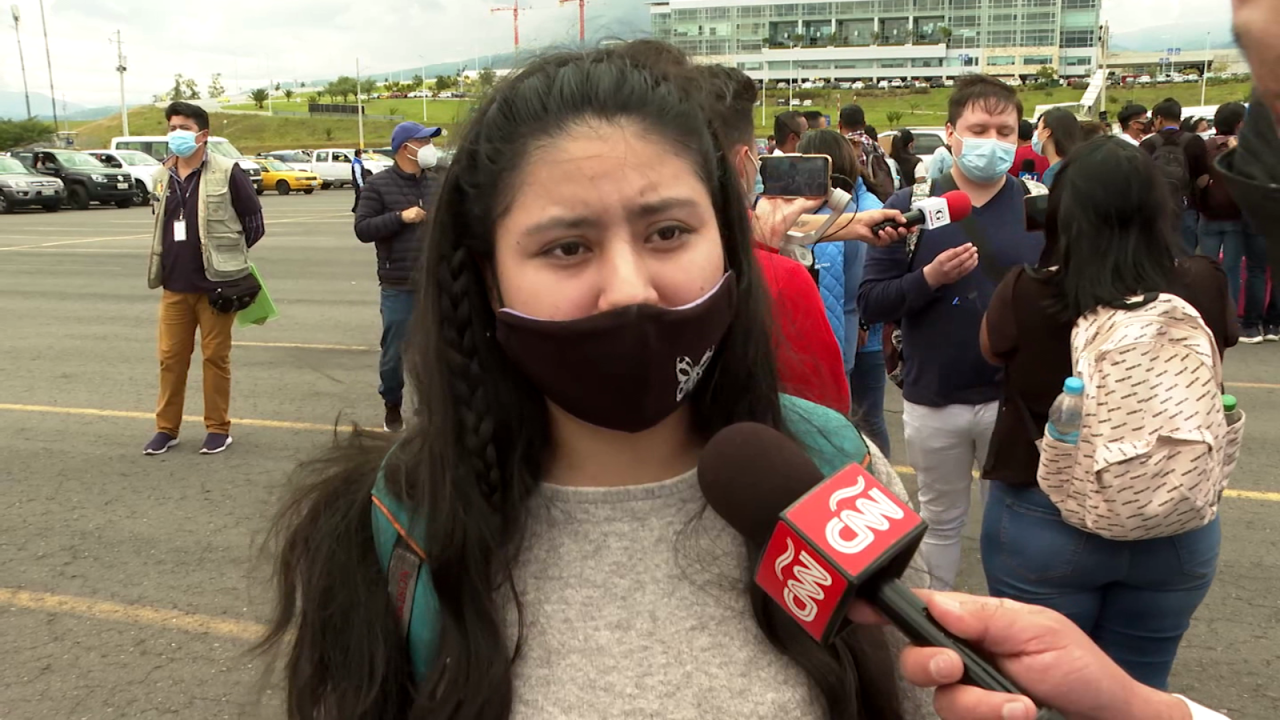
[167,130,201,159]
[1031,131,1046,156]
[954,135,1016,183]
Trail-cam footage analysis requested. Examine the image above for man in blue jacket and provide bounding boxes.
[858,75,1044,590]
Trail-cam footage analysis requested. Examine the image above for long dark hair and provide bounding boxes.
[889,130,921,189]
[1043,137,1179,320]
[1039,108,1083,162]
[260,41,904,720]
[797,127,866,197]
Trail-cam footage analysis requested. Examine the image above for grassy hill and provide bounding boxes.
[69,80,1252,154]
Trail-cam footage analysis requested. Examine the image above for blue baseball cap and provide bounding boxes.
[391,122,446,153]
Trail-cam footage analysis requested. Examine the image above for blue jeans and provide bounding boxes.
[1179,208,1200,255]
[1240,221,1279,329]
[981,481,1220,690]
[848,350,890,459]
[379,287,415,406]
[1197,218,1245,306]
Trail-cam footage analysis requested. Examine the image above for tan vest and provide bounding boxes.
[147,150,250,289]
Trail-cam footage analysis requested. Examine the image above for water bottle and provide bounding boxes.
[1047,377,1085,445]
[1223,394,1243,427]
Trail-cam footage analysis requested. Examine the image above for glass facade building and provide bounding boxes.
[650,0,1101,82]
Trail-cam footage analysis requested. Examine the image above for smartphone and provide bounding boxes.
[760,154,832,198]
[1024,193,1049,233]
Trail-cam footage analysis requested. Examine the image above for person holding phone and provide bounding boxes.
[261,41,935,720]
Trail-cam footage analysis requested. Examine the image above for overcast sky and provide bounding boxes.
[0,0,1233,107]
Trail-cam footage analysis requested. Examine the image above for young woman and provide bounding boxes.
[889,129,926,191]
[1180,116,1210,136]
[796,128,892,457]
[1034,108,1084,187]
[260,43,933,720]
[979,138,1237,690]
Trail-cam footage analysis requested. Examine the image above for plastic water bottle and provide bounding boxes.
[1223,394,1243,427]
[1047,377,1085,445]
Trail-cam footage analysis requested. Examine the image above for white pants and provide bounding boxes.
[903,400,998,590]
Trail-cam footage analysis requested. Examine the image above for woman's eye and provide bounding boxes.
[543,241,589,259]
[650,225,689,244]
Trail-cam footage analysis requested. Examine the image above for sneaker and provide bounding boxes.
[143,432,179,456]
[1241,327,1265,344]
[199,433,234,455]
[384,403,404,433]
[1265,325,1280,342]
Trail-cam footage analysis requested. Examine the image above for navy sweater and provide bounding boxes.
[857,176,1044,407]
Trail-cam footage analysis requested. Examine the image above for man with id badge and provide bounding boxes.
[143,101,265,456]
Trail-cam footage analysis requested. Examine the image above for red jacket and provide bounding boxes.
[753,246,851,415]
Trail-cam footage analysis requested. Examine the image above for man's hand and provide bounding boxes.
[849,592,1193,720]
[400,206,427,224]
[751,195,827,250]
[806,208,914,247]
[923,244,978,289]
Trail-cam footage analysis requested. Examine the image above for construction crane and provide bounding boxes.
[491,3,520,50]
[559,0,587,46]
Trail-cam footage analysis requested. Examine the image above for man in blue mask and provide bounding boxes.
[143,101,265,456]
[858,74,1044,591]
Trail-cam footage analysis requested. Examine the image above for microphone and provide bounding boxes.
[869,190,972,236]
[699,423,1065,720]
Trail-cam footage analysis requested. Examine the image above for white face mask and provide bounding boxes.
[411,143,438,170]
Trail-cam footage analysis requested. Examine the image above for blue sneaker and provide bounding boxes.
[199,433,234,455]
[1241,327,1264,345]
[143,432,179,456]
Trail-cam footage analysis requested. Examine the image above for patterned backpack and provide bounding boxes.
[1036,293,1246,541]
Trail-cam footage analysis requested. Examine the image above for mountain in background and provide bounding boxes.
[0,90,98,121]
[1109,21,1236,53]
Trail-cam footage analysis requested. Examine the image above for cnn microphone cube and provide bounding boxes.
[755,463,926,644]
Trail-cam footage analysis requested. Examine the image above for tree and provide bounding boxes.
[434,75,456,93]
[182,77,201,100]
[330,76,358,102]
[283,88,294,102]
[385,80,401,95]
[1036,65,1057,82]
[358,77,379,96]
[0,117,56,148]
[169,74,187,101]
[885,110,905,127]
[478,67,497,91]
[275,82,282,92]
[300,80,307,88]
[309,93,320,103]
[938,25,953,44]
[907,100,922,114]
[249,88,270,109]
[208,73,225,99]
[411,73,424,90]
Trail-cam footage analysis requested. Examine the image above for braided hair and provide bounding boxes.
[260,40,904,720]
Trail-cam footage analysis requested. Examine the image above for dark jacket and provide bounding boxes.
[354,165,438,287]
[1219,92,1280,252]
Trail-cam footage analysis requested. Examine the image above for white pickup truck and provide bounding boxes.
[306,149,392,189]
[110,135,264,193]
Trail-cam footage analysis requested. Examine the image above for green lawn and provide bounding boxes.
[752,80,1254,136]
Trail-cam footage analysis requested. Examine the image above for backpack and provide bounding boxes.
[1199,136,1241,220]
[1035,293,1246,541]
[370,393,878,682]
[1150,132,1194,205]
[863,145,897,203]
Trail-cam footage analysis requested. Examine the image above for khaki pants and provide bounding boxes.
[156,290,235,436]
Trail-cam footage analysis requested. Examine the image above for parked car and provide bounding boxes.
[0,154,63,213]
[878,79,891,90]
[308,148,392,188]
[1136,75,1153,84]
[944,78,955,87]
[8,148,134,209]
[914,80,930,88]
[258,149,314,172]
[878,127,949,177]
[110,135,263,192]
[929,78,946,88]
[83,149,161,207]
[851,81,866,90]
[889,78,904,88]
[1006,77,1023,87]
[251,158,321,195]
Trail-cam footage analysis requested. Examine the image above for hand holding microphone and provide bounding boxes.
[699,424,1066,720]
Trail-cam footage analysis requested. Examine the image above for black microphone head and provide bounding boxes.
[699,423,824,544]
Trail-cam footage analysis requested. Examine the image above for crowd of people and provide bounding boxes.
[134,2,1280,714]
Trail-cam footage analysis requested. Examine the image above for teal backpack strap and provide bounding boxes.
[370,450,441,683]
[780,393,871,477]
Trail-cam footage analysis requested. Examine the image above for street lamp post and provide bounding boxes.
[1200,31,1210,107]
[10,5,31,119]
[419,55,428,122]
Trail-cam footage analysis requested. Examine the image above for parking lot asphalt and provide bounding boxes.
[1,191,1277,719]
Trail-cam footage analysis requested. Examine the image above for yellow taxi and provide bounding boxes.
[251,158,322,195]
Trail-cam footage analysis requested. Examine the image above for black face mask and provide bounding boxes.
[495,272,737,433]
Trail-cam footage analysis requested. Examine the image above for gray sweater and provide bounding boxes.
[505,445,938,720]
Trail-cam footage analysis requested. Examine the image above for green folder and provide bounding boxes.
[236,264,279,327]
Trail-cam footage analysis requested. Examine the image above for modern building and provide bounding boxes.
[650,0,1103,84]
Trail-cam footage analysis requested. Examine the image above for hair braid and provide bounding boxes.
[437,243,503,498]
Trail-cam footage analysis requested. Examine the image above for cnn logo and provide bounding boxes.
[824,476,905,555]
[774,537,833,622]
